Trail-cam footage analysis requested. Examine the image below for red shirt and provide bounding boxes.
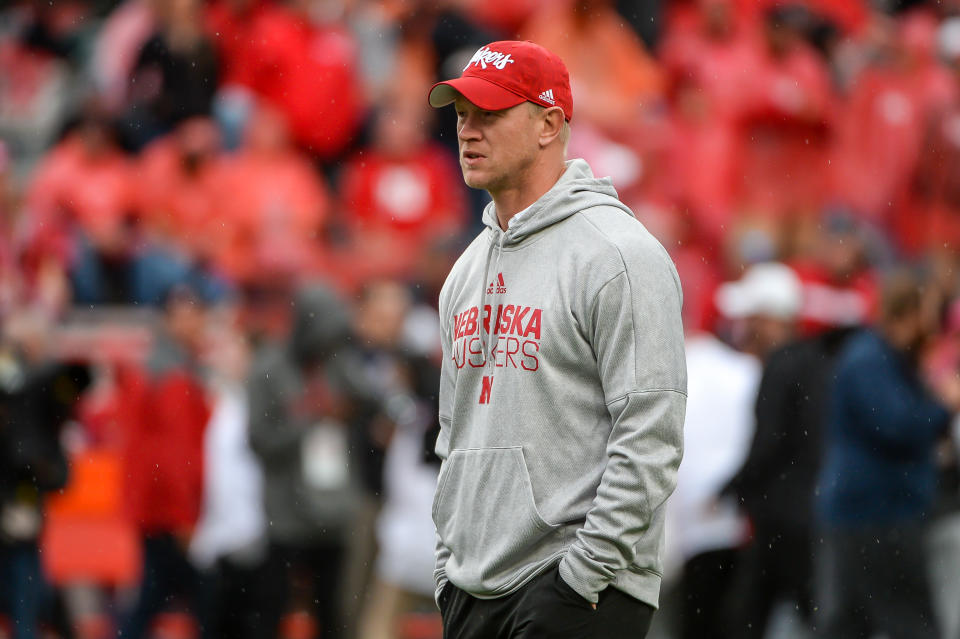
[217,150,330,283]
[337,143,466,284]
[134,134,231,262]
[204,0,280,87]
[234,8,364,160]
[27,137,134,256]
[734,43,835,217]
[120,361,209,534]
[830,63,956,224]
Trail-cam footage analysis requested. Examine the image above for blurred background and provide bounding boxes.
[3,0,960,638]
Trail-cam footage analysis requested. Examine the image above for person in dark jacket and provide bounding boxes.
[247,282,377,639]
[721,325,856,639]
[0,310,90,639]
[815,270,960,639]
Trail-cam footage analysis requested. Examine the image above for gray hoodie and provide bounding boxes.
[434,159,686,608]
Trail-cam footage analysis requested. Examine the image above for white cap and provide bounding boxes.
[940,17,960,61]
[715,262,803,320]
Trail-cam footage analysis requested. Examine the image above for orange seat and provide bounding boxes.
[41,449,140,586]
[40,516,140,586]
[46,450,123,517]
[398,612,443,639]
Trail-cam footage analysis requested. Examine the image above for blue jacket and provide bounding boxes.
[817,329,950,528]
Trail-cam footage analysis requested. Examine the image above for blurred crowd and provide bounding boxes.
[4,0,960,637]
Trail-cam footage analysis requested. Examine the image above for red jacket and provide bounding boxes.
[121,356,209,535]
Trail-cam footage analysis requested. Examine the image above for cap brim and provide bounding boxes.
[428,77,527,111]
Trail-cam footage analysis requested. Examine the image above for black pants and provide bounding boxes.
[725,523,814,639]
[440,563,654,639]
[680,548,738,639]
[260,540,346,639]
[198,554,273,639]
[119,533,201,639]
[816,523,938,639]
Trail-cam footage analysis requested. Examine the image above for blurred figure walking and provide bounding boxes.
[815,270,960,639]
[119,283,211,638]
[247,283,374,639]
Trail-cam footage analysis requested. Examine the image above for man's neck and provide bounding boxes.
[491,160,567,231]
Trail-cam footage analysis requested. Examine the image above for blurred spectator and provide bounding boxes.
[830,10,956,230]
[660,0,761,124]
[348,280,422,639]
[521,0,663,130]
[229,0,365,162]
[0,309,90,639]
[337,91,466,287]
[118,0,219,150]
[0,3,74,171]
[204,0,275,89]
[897,16,960,255]
[119,285,211,639]
[217,102,331,286]
[247,283,374,639]
[656,0,763,242]
[732,0,870,36]
[922,297,960,639]
[714,262,804,359]
[134,118,232,303]
[91,0,160,113]
[721,288,857,637]
[734,6,835,219]
[789,211,878,336]
[25,102,136,306]
[189,315,270,639]
[666,326,760,639]
[815,269,958,638]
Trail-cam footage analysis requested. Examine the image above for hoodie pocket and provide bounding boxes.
[433,446,559,589]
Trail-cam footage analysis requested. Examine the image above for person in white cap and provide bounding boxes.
[427,40,686,638]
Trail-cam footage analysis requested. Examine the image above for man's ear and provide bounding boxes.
[538,107,565,148]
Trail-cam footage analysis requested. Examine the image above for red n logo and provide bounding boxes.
[479,376,494,404]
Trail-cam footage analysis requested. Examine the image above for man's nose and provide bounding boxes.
[458,114,482,141]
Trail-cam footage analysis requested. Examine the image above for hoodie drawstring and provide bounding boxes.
[478,230,506,368]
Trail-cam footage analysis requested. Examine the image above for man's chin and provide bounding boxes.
[462,171,489,190]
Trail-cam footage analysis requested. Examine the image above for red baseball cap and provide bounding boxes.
[428,40,573,122]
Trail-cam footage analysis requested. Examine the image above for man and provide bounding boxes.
[670,261,802,639]
[247,283,373,639]
[718,262,855,639]
[427,41,687,638]
[815,270,960,639]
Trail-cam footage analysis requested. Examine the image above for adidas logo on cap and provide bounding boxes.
[538,89,556,105]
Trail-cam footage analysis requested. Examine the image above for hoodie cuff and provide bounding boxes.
[435,572,449,609]
[559,549,609,604]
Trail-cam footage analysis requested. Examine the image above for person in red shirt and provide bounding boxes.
[204,0,277,88]
[25,104,138,304]
[217,101,332,285]
[135,118,230,272]
[830,10,956,230]
[119,283,211,639]
[230,0,365,162]
[733,6,835,220]
[337,89,467,288]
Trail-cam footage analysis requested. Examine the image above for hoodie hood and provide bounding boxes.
[480,158,633,245]
[289,283,350,367]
